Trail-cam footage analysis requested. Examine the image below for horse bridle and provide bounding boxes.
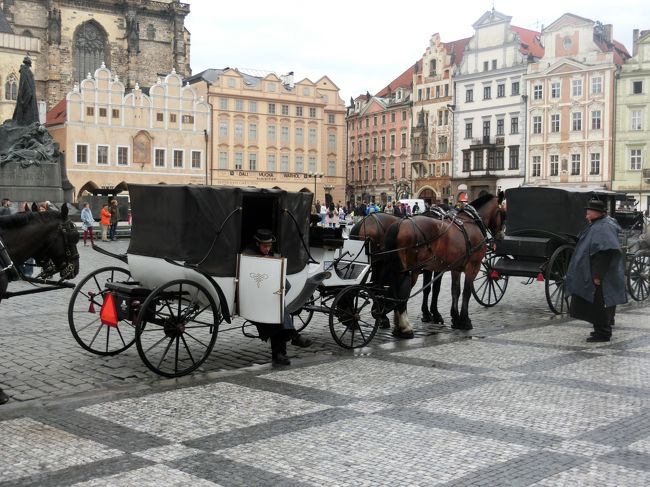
[35,219,79,279]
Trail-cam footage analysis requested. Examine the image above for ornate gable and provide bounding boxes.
[472,9,512,29]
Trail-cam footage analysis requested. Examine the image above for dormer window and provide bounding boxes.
[429,59,437,76]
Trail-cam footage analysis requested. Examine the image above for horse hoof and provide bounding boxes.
[451,323,473,331]
[421,311,432,323]
[432,313,445,325]
[392,328,414,339]
[378,317,390,329]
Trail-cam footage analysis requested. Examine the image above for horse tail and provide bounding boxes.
[380,221,403,287]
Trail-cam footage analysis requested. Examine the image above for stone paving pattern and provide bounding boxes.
[1,240,649,485]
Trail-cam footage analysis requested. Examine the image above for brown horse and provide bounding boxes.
[349,212,401,283]
[380,194,506,337]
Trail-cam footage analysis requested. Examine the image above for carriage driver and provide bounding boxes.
[243,228,313,365]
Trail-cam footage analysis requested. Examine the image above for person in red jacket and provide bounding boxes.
[100,203,111,242]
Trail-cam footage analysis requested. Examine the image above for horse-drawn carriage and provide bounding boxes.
[68,184,382,377]
[471,186,650,314]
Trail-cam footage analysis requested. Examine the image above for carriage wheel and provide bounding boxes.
[291,293,316,332]
[627,250,650,301]
[68,266,136,355]
[135,279,220,378]
[471,254,510,307]
[328,285,379,349]
[545,245,574,315]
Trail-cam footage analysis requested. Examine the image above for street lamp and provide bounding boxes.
[307,172,323,195]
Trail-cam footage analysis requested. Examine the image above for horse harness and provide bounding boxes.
[35,219,79,280]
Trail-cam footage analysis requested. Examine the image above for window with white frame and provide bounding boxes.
[591,110,601,130]
[268,103,276,114]
[571,153,580,175]
[296,106,303,117]
[328,114,335,124]
[267,153,276,171]
[591,77,602,94]
[550,154,559,176]
[309,128,317,145]
[235,152,243,170]
[551,82,560,99]
[235,99,243,111]
[295,127,303,144]
[154,148,165,167]
[219,151,228,169]
[234,122,243,139]
[295,154,303,173]
[532,155,541,177]
[328,133,336,150]
[249,123,257,140]
[249,101,257,113]
[117,146,129,166]
[630,149,642,170]
[172,149,183,168]
[533,84,543,100]
[633,80,643,94]
[550,114,560,133]
[281,126,289,143]
[572,112,582,131]
[97,145,109,165]
[191,150,201,169]
[76,144,89,164]
[248,153,257,171]
[483,86,491,100]
[327,160,335,177]
[465,122,473,139]
[281,104,289,116]
[309,107,317,118]
[219,121,228,137]
[219,98,228,110]
[227,78,236,88]
[4,74,17,100]
[511,81,520,95]
[532,115,542,134]
[631,110,642,130]
[308,156,316,173]
[511,116,519,134]
[281,154,289,172]
[497,83,505,98]
[268,125,276,141]
[465,88,473,102]
[590,153,600,175]
[571,79,583,97]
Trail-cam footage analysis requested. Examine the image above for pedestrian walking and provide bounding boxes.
[80,202,95,246]
[100,203,111,241]
[108,199,120,241]
[566,199,627,342]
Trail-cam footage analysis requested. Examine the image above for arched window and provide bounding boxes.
[74,21,108,82]
[4,74,17,100]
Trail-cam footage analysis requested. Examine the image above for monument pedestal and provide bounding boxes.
[0,161,64,203]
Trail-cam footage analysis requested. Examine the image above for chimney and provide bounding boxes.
[603,24,613,43]
[633,29,639,56]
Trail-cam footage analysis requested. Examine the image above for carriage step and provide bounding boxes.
[286,271,331,314]
[492,257,544,278]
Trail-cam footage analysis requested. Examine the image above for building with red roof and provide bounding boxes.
[346,66,414,206]
[524,13,631,190]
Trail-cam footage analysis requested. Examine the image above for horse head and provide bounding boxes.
[32,204,80,280]
[470,193,506,240]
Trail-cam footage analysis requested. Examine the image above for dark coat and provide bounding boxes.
[566,215,627,308]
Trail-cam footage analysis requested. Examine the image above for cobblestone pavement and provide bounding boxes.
[1,240,649,485]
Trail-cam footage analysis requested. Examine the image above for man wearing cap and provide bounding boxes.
[566,199,627,342]
[243,229,313,365]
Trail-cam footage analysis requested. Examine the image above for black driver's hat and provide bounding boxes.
[585,199,606,212]
[254,228,276,243]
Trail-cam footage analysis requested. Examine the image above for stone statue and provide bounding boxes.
[12,56,39,125]
[126,13,140,53]
[48,8,62,45]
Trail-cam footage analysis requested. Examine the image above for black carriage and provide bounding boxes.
[68,184,380,378]
[614,205,650,302]
[471,186,620,314]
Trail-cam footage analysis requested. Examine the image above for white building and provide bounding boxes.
[451,9,543,200]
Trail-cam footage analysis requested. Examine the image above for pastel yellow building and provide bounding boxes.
[46,65,210,199]
[188,68,347,205]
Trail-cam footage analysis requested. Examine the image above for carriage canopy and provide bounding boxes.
[505,186,619,240]
[127,185,313,276]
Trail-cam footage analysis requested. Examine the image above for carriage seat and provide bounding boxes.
[309,226,344,249]
[285,271,330,314]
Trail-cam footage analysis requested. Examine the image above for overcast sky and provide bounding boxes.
[185,0,649,104]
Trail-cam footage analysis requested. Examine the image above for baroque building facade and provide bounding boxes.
[46,65,210,199]
[188,68,347,205]
[411,33,469,205]
[346,65,414,206]
[2,0,191,110]
[451,9,543,201]
[524,13,630,190]
[613,28,650,213]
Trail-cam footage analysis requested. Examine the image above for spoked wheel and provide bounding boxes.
[627,250,650,301]
[291,293,316,332]
[329,285,379,349]
[545,245,574,315]
[135,279,220,377]
[472,254,511,307]
[68,266,136,355]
